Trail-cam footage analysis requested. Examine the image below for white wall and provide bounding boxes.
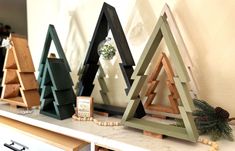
[0,0,27,36]
[27,0,235,117]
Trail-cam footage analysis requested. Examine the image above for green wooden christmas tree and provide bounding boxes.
[38,25,75,120]
[121,15,199,142]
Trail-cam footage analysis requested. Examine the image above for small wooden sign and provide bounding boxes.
[76,97,93,117]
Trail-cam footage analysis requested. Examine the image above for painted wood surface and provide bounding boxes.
[76,3,145,117]
[122,15,198,142]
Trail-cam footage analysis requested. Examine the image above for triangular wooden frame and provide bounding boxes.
[1,35,40,108]
[144,52,179,114]
[161,4,198,97]
[121,15,198,142]
[40,58,75,120]
[76,2,145,117]
[38,24,71,91]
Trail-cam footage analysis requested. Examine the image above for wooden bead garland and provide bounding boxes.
[72,114,120,126]
[73,116,220,150]
[198,137,219,151]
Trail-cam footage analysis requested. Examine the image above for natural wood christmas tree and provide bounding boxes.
[144,52,179,114]
[1,34,40,108]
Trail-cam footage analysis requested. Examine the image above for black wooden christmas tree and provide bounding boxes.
[76,3,145,117]
[38,25,75,120]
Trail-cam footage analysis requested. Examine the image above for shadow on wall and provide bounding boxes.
[125,0,157,63]
[64,9,89,83]
[174,1,235,117]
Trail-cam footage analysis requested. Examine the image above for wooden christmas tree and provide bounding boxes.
[121,15,199,142]
[76,3,145,117]
[144,52,180,114]
[1,34,40,108]
[38,25,75,120]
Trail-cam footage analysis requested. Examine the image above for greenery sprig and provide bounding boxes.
[193,99,234,141]
[97,37,116,60]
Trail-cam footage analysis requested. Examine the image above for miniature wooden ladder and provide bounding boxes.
[144,52,180,114]
[1,34,40,108]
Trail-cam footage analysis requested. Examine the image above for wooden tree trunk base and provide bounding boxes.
[94,111,109,117]
[143,130,163,139]
[9,104,32,110]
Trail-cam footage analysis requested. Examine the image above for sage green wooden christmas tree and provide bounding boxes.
[38,25,75,120]
[121,15,199,142]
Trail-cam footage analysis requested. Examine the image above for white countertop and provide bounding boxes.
[0,102,234,151]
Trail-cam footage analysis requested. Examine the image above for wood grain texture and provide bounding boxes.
[20,89,40,107]
[11,35,35,72]
[143,130,163,139]
[3,47,17,69]
[17,72,38,90]
[2,69,19,84]
[0,116,88,150]
[1,84,20,98]
[1,35,40,108]
[144,52,179,114]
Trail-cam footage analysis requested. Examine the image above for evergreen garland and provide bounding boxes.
[193,99,234,141]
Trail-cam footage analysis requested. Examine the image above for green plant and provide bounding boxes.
[98,37,116,60]
[193,99,234,141]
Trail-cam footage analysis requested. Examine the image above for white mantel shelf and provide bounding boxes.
[0,102,234,151]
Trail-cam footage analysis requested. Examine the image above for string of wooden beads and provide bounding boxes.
[72,114,120,126]
[198,138,219,151]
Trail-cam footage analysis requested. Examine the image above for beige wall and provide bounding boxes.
[0,0,27,36]
[27,0,235,117]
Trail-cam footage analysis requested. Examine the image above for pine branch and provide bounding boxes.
[228,117,235,122]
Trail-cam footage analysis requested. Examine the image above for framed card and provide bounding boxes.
[76,96,93,117]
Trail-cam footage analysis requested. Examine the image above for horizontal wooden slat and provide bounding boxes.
[1,97,26,107]
[0,116,88,151]
[124,118,196,142]
[146,104,174,113]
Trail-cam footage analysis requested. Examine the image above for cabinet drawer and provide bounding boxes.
[0,123,64,151]
[0,116,88,151]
